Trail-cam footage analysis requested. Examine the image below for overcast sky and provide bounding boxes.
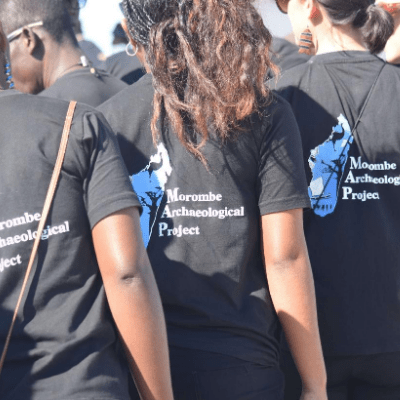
[80,0,293,56]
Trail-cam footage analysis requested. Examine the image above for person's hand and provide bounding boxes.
[300,388,328,400]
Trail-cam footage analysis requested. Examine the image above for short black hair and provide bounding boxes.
[0,0,77,44]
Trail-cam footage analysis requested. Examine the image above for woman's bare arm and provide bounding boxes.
[92,207,174,400]
[262,208,327,400]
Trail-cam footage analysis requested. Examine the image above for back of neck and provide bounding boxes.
[314,25,367,55]
[44,44,85,89]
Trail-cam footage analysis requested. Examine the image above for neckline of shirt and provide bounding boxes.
[309,50,381,64]
[51,66,103,83]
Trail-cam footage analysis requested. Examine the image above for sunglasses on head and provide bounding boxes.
[275,0,289,14]
[7,21,44,43]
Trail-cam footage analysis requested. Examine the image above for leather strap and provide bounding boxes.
[0,100,77,377]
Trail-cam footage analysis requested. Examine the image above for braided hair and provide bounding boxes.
[123,0,166,46]
[123,0,276,163]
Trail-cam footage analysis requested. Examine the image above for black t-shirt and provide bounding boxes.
[39,68,127,107]
[99,74,310,367]
[106,51,145,85]
[0,91,140,399]
[79,39,106,70]
[276,51,400,356]
[270,37,310,74]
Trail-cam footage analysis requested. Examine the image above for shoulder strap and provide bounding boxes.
[351,62,385,142]
[312,63,385,210]
[0,100,77,377]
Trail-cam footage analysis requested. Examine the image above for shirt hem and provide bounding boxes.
[281,343,400,357]
[169,341,279,368]
[88,194,141,229]
[259,196,311,216]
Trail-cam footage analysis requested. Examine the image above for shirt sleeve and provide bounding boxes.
[79,110,141,228]
[257,95,311,215]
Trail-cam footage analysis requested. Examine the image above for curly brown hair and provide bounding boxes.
[123,0,277,163]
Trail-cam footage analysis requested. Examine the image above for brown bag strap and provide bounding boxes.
[0,100,77,377]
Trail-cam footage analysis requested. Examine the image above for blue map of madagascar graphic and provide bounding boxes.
[308,114,353,217]
[130,143,172,247]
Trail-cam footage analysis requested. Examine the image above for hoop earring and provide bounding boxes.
[298,27,313,55]
[4,57,15,89]
[126,43,138,57]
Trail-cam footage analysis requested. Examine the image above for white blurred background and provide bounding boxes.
[80,0,293,57]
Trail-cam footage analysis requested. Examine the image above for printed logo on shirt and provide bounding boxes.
[131,143,173,248]
[0,212,71,274]
[341,157,400,201]
[308,114,353,217]
[131,144,246,247]
[308,114,400,216]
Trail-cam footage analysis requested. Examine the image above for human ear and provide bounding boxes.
[20,27,41,56]
[121,17,150,72]
[121,18,139,50]
[303,0,318,20]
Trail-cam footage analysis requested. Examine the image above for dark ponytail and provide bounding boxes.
[360,4,394,54]
[317,0,394,54]
[123,0,277,163]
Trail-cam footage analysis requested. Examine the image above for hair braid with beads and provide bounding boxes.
[123,0,277,164]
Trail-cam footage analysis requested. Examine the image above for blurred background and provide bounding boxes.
[80,0,293,57]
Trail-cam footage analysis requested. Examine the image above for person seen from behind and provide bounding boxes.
[0,0,126,107]
[99,0,328,399]
[274,0,400,399]
[0,19,174,400]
